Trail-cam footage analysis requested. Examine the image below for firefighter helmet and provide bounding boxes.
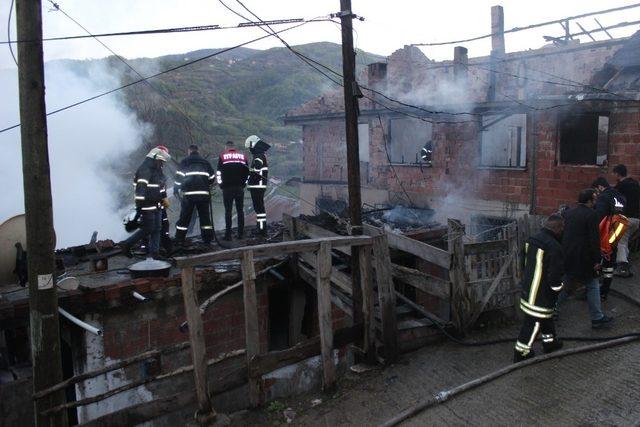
[245,135,261,149]
[147,145,171,162]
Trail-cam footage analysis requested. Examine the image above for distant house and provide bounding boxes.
[285,7,640,233]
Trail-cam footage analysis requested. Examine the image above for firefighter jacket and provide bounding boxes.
[175,152,215,200]
[520,228,564,319]
[216,149,249,189]
[133,157,167,210]
[247,152,268,189]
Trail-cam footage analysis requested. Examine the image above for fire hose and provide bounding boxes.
[378,288,640,426]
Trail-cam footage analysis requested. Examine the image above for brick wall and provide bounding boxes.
[293,40,640,219]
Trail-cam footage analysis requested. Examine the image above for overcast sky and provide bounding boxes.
[1,0,639,70]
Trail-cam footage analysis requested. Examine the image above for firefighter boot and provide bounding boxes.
[223,230,232,241]
[542,338,563,354]
[513,349,535,363]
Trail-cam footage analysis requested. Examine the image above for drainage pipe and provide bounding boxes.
[58,307,102,336]
[132,291,147,301]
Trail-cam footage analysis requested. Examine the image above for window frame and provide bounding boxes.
[479,113,528,170]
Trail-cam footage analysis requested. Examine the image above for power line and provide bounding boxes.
[7,0,17,65]
[0,18,325,135]
[0,17,319,44]
[45,0,214,154]
[411,2,640,47]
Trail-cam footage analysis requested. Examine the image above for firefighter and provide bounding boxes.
[245,135,270,235]
[174,144,216,245]
[420,140,433,167]
[514,214,565,363]
[120,145,171,258]
[592,177,629,301]
[216,140,249,240]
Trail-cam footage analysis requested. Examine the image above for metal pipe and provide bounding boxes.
[132,291,147,301]
[58,307,102,336]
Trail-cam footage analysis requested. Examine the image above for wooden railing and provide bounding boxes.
[173,235,378,418]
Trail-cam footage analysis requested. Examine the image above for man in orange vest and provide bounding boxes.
[592,177,629,301]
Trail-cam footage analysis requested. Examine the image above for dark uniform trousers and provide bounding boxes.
[175,197,213,243]
[223,186,244,235]
[600,248,617,299]
[250,188,266,232]
[515,315,557,358]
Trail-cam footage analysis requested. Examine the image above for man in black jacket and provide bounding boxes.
[121,145,171,258]
[217,141,249,240]
[560,189,612,328]
[245,135,270,235]
[613,164,640,277]
[174,145,216,245]
[592,177,626,300]
[514,215,565,363]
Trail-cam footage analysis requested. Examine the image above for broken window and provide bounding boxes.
[559,113,609,166]
[480,114,527,168]
[358,123,370,162]
[388,118,433,164]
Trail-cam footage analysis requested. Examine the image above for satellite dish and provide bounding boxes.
[0,214,27,286]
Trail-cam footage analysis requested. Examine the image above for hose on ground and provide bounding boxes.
[378,334,640,427]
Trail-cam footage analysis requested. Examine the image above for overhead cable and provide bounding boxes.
[0,18,324,135]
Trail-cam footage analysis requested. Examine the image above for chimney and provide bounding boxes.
[367,62,388,100]
[491,5,505,57]
[453,46,468,83]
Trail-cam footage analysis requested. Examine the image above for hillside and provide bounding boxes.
[95,42,384,177]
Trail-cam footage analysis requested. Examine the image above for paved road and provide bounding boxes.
[259,262,640,427]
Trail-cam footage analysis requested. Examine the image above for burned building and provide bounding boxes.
[285,7,640,234]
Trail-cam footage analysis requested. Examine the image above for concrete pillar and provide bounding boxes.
[491,5,505,56]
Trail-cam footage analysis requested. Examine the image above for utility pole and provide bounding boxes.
[16,0,67,425]
[339,0,368,360]
[339,0,362,230]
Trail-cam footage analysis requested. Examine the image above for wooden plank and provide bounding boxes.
[390,264,450,300]
[298,264,353,317]
[34,342,190,400]
[180,267,215,421]
[467,252,515,327]
[372,234,398,363]
[363,224,451,269]
[248,324,362,377]
[299,251,352,295]
[175,235,371,267]
[316,241,336,390]
[448,219,472,332]
[241,250,261,407]
[394,291,450,326]
[292,216,350,256]
[359,246,376,362]
[463,239,509,255]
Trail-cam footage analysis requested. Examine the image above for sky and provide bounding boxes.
[2,0,640,69]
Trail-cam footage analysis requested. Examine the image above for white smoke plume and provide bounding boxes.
[0,61,150,248]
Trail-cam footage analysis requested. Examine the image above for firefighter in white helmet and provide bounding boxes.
[245,135,270,235]
[120,145,171,258]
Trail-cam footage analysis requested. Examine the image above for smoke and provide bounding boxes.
[0,61,151,248]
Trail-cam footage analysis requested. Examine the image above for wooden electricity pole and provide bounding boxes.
[339,0,362,230]
[15,0,67,425]
[339,0,368,359]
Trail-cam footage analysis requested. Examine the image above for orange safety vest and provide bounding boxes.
[599,213,629,259]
